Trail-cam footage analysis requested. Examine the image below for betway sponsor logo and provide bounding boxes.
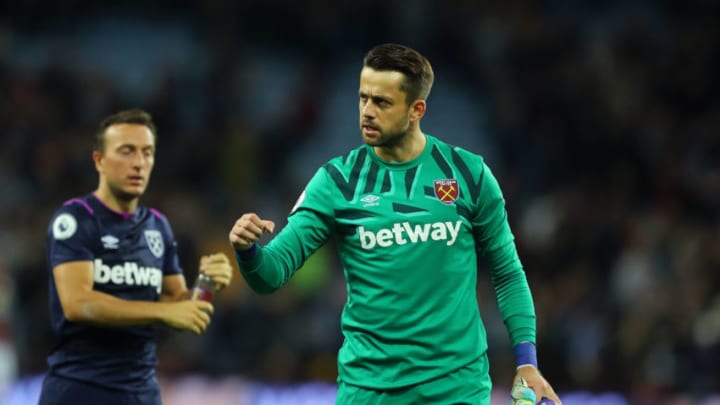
[358,221,462,249]
[94,259,162,294]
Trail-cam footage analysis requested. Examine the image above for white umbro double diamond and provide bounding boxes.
[360,194,381,208]
[101,234,119,250]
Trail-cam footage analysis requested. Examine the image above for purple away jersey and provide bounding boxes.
[45,193,182,391]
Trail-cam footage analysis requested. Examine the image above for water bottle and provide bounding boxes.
[191,273,216,302]
[510,378,536,405]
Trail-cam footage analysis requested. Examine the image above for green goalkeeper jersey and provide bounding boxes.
[237,134,536,389]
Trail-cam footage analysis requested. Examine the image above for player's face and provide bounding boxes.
[94,124,156,201]
[358,67,414,148]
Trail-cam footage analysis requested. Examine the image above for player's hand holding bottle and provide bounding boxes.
[196,252,234,294]
[161,300,214,335]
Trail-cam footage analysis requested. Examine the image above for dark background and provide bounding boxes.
[0,0,718,403]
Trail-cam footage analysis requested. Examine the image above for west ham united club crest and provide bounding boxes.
[144,230,165,258]
[434,179,459,204]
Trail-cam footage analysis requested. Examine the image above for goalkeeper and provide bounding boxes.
[229,43,562,405]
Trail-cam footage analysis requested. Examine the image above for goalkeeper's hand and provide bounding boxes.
[510,378,536,404]
[512,366,562,405]
[229,213,275,251]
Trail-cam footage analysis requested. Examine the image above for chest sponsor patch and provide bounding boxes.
[358,220,462,249]
[94,259,162,294]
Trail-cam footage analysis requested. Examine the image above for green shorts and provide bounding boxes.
[336,357,492,405]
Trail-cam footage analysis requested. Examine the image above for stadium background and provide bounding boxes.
[0,0,718,404]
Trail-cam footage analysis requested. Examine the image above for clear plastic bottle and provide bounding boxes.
[191,274,216,302]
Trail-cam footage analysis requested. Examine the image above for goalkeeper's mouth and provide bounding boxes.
[362,124,380,136]
[127,175,145,186]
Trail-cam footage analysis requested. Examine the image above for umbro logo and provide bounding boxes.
[101,234,119,250]
[360,194,380,207]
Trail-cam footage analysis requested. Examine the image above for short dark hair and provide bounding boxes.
[95,109,157,152]
[363,43,434,105]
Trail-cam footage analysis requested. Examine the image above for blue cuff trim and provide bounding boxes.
[234,243,258,262]
[514,341,538,369]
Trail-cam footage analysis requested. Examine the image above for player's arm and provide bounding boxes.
[230,168,334,294]
[231,208,331,294]
[473,162,562,404]
[160,273,190,302]
[473,162,535,345]
[54,261,213,334]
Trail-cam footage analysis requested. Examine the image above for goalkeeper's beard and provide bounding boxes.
[361,122,411,148]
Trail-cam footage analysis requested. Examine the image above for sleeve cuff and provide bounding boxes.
[234,243,259,262]
[514,341,538,369]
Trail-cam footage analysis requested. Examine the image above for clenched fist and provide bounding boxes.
[228,213,275,251]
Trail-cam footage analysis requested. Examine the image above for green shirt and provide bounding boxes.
[237,134,536,389]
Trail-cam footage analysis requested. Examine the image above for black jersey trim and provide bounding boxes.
[431,145,454,179]
[325,148,368,201]
[451,148,484,203]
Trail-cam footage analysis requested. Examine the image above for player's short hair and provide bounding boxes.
[363,43,434,105]
[95,109,157,152]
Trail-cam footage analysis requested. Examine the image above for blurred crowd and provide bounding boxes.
[1,0,718,403]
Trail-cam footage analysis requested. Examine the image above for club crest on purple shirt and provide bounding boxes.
[144,230,164,258]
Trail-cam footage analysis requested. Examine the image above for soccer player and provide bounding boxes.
[228,44,562,404]
[39,109,233,405]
